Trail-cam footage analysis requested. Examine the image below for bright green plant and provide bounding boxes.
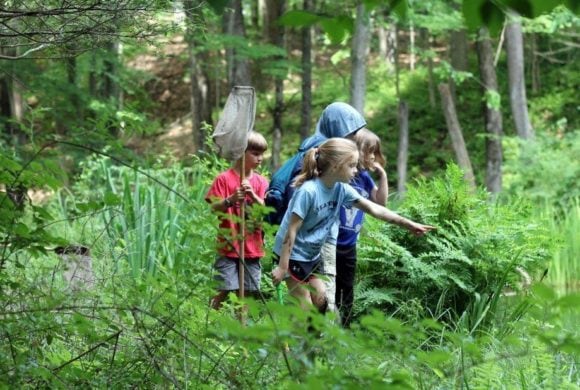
[72,155,216,278]
[543,198,580,294]
[355,164,554,331]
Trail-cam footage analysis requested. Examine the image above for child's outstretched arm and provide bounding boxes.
[354,198,435,236]
[272,213,303,284]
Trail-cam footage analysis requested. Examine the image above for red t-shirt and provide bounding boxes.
[205,168,269,259]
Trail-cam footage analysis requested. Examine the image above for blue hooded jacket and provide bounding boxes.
[265,102,366,225]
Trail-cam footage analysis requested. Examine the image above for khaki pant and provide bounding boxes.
[320,242,338,315]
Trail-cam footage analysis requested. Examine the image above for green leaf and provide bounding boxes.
[104,191,121,206]
[556,293,580,309]
[531,283,557,301]
[388,0,409,20]
[416,349,453,366]
[484,90,502,110]
[278,10,322,27]
[463,0,506,36]
[321,16,353,44]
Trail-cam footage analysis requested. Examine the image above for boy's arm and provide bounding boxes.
[208,186,245,213]
[354,198,434,236]
[272,213,303,284]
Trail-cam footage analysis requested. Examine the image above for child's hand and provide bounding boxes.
[271,266,286,285]
[241,179,258,201]
[373,163,387,179]
[407,222,435,236]
[230,187,246,203]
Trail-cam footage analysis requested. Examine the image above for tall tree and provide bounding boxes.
[228,0,251,87]
[450,29,469,72]
[396,102,409,197]
[184,0,206,153]
[350,1,370,114]
[438,83,476,191]
[266,0,286,171]
[393,23,409,197]
[299,0,313,142]
[505,12,534,139]
[477,27,503,194]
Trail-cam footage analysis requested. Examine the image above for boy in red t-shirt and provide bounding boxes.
[205,131,269,309]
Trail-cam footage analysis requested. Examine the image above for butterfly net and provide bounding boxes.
[212,86,256,161]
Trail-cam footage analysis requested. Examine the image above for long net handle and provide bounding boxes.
[239,156,246,303]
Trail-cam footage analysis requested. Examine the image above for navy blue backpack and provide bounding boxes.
[264,152,304,225]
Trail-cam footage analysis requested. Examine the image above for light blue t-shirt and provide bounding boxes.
[273,179,362,262]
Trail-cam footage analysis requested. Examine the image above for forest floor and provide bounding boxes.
[125,35,197,159]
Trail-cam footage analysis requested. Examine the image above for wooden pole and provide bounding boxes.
[238,153,246,325]
[239,155,246,300]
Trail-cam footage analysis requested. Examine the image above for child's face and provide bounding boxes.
[245,149,264,169]
[335,152,359,183]
[360,147,376,170]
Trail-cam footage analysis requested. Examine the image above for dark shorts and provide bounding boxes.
[273,254,322,283]
[214,256,261,291]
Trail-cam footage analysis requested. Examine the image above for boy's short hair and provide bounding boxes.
[246,131,268,153]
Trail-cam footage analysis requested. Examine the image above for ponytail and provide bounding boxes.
[293,148,320,187]
[292,138,358,188]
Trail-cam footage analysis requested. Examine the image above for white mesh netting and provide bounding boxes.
[212,86,256,161]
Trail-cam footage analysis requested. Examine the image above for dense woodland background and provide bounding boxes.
[1,0,579,387]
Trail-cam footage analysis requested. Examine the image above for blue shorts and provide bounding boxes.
[273,255,322,283]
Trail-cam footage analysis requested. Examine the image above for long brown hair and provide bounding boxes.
[352,128,386,170]
[293,138,358,187]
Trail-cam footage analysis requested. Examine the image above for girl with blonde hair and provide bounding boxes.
[271,138,433,313]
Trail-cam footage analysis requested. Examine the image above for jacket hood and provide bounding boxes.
[299,102,366,152]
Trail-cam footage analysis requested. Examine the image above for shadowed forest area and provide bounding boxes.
[1,0,579,387]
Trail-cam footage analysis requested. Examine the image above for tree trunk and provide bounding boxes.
[350,1,369,114]
[269,0,285,171]
[477,27,503,194]
[438,83,476,190]
[505,14,533,139]
[450,29,469,72]
[223,7,234,87]
[231,0,251,87]
[530,32,540,94]
[300,0,313,142]
[378,24,387,62]
[396,101,409,197]
[184,0,205,153]
[99,41,121,136]
[448,29,468,104]
[420,28,436,108]
[409,22,415,71]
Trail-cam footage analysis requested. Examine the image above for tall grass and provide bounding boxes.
[544,197,580,294]
[100,161,215,278]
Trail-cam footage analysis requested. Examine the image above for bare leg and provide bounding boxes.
[309,277,328,313]
[210,290,229,310]
[286,277,314,309]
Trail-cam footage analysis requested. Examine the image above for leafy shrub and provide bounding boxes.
[502,130,580,211]
[355,164,555,330]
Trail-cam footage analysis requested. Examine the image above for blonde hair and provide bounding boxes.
[353,128,386,170]
[293,138,358,187]
[246,131,268,153]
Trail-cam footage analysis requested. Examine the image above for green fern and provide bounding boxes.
[356,163,556,327]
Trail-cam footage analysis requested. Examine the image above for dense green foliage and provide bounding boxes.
[1,152,579,387]
[355,165,554,329]
[1,1,578,388]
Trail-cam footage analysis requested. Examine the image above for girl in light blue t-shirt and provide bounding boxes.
[271,138,434,314]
